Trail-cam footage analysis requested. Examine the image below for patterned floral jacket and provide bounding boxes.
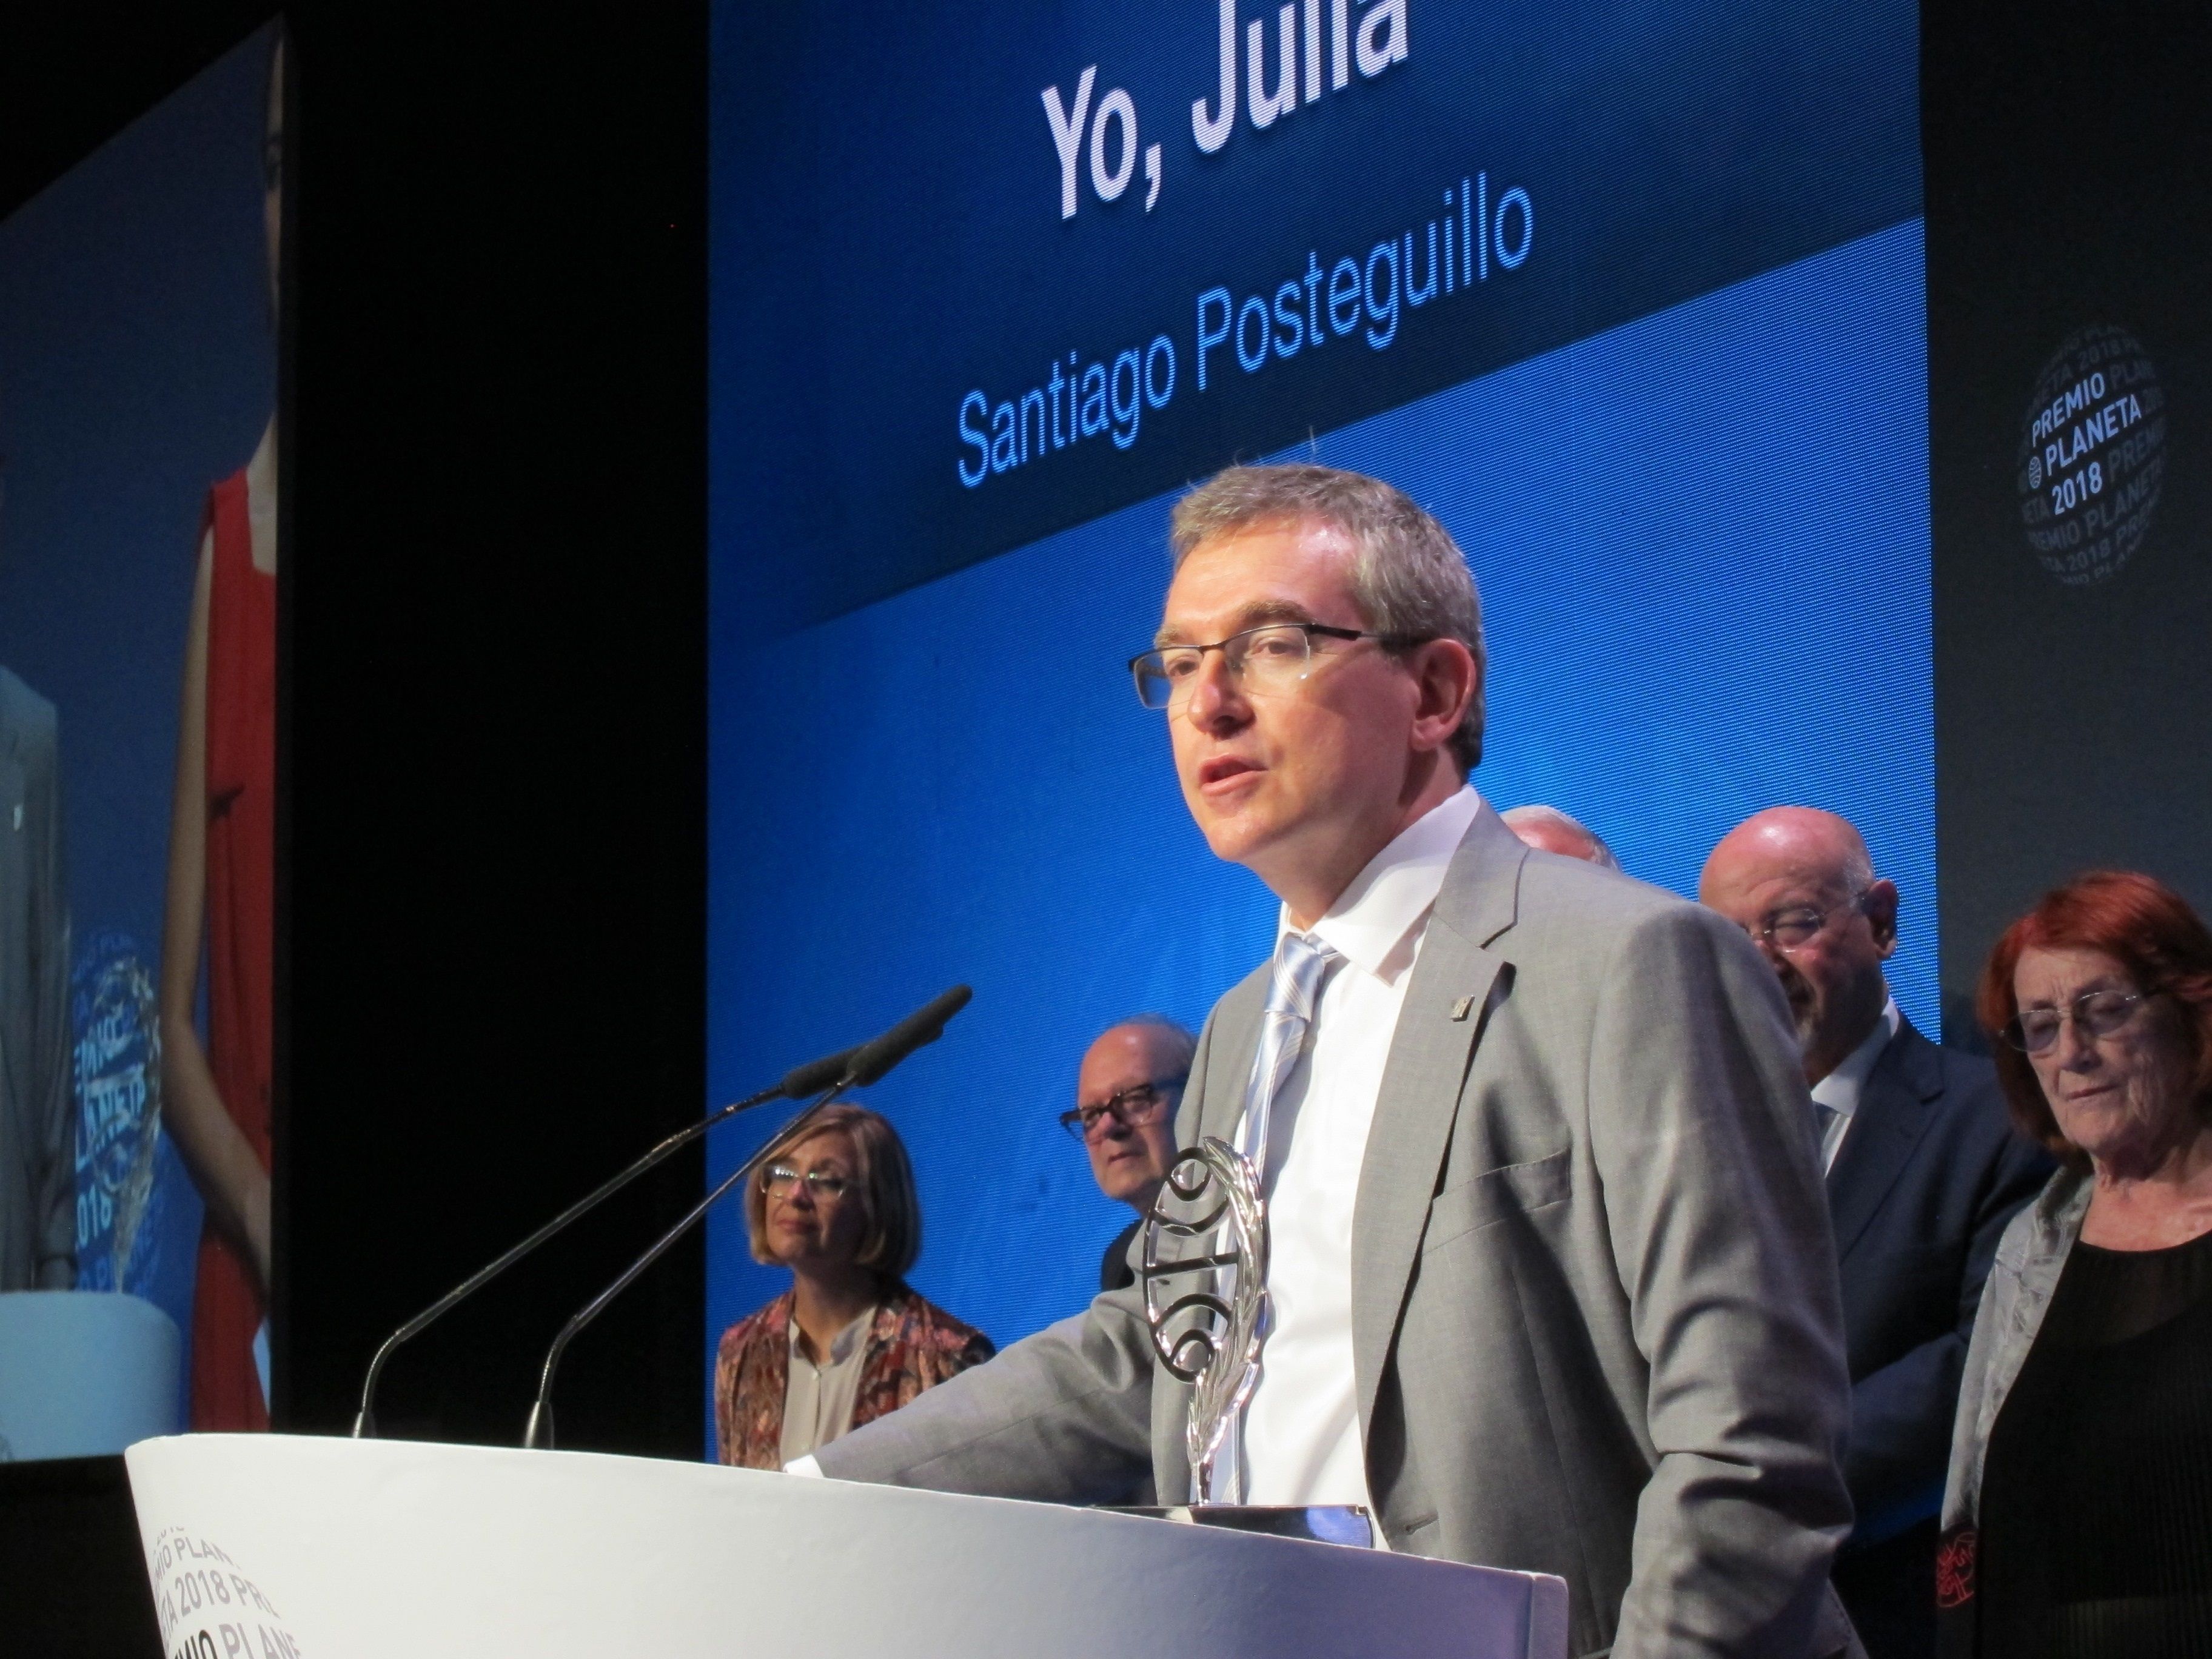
[714,1284,994,1469]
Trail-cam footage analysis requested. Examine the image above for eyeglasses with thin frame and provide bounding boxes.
[2003,988,2151,1054]
[1127,622,1426,711]
[1059,1079,1185,1142]
[760,1163,854,1199]
[1743,894,1867,954]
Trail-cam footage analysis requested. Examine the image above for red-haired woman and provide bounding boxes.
[1939,871,2212,1657]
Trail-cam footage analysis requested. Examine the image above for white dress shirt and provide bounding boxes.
[1237,784,1485,1508]
[1808,995,1899,1174]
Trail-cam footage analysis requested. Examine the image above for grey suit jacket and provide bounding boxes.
[818,809,1854,1658]
[0,666,73,1291]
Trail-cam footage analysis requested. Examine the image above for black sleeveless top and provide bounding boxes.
[1962,1223,2212,1657]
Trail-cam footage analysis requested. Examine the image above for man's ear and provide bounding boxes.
[1406,637,1478,755]
[1865,878,1901,959]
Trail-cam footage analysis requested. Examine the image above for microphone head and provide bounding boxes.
[780,1044,862,1099]
[845,984,973,1087]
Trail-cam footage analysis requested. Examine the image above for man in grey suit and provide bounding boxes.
[805,464,1854,1657]
[0,664,74,1290]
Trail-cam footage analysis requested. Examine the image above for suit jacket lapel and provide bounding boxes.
[1825,1020,1942,1258]
[1193,971,1266,1144]
[1350,809,1526,1435]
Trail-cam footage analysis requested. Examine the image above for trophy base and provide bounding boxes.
[1096,1504,1374,1548]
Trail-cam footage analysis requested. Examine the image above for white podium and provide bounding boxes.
[126,1435,1567,1659]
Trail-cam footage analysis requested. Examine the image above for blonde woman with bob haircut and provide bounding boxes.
[712,1102,992,1468]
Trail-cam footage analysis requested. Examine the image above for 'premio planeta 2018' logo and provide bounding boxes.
[150,1527,301,1659]
[2016,325,2165,586]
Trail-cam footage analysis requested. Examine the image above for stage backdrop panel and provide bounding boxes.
[0,23,281,1433]
[709,0,1931,1447]
[1926,0,2212,1039]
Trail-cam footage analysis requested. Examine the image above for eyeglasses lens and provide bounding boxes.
[2013,991,2139,1053]
[763,1164,847,1197]
[1236,625,1312,683]
[1130,626,1317,710]
[1765,910,1825,950]
[1063,1084,1170,1140]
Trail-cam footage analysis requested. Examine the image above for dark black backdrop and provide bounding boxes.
[2,0,711,1464]
[276,1,709,1456]
[1925,0,2212,1040]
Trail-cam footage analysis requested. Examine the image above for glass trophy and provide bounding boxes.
[1098,1138,1373,1548]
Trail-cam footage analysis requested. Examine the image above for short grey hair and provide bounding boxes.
[1500,804,1622,871]
[1108,1014,1198,1082]
[1168,464,1486,771]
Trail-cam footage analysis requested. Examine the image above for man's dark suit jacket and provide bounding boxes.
[1826,1016,2051,1659]
[1098,1215,1140,1292]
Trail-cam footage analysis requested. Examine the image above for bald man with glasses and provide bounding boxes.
[1061,1016,1196,1292]
[1701,808,2051,1659]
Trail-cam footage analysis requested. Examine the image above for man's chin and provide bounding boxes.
[1193,803,1278,867]
[1103,1165,1162,1203]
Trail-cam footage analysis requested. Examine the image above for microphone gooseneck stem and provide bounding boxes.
[522,1085,850,1450]
[352,1078,789,1438]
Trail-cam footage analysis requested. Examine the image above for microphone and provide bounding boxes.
[779,1043,862,1099]
[520,985,971,1450]
[350,1035,870,1438]
[846,984,971,1085]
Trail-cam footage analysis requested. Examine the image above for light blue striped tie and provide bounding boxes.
[1209,928,1338,1501]
[1239,930,1341,1173]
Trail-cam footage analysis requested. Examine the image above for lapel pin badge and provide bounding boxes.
[1450,994,1475,1022]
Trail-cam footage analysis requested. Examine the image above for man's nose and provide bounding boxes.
[1181,653,1246,729]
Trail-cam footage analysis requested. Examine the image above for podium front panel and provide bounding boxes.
[126,1434,1566,1659]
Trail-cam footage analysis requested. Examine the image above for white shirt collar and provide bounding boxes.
[1280,785,1485,985]
[1808,994,1900,1120]
[788,1304,876,1367]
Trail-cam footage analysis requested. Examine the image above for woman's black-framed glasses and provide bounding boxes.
[2002,988,2150,1054]
[1128,622,1421,710]
[1059,1080,1182,1141]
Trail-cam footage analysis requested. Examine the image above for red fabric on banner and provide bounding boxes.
[190,468,275,1431]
